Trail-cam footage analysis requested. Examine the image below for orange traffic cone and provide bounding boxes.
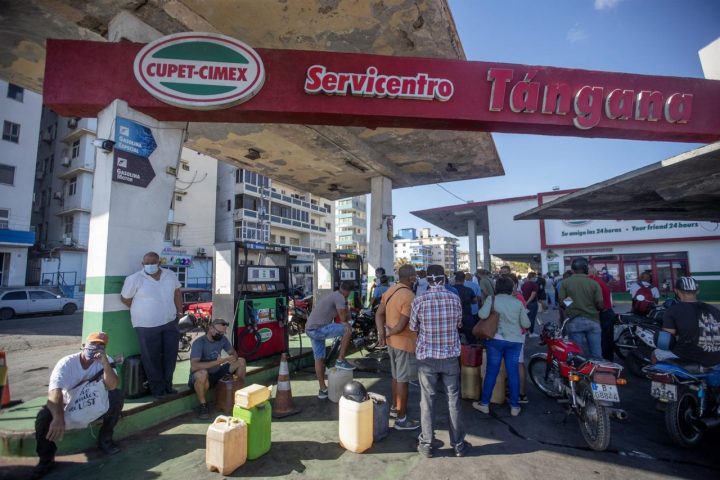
[0,352,11,409]
[272,353,300,418]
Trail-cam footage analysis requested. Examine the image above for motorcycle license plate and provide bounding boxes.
[591,383,620,402]
[650,382,677,402]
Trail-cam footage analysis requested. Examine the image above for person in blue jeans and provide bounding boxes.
[473,276,530,416]
[305,281,356,399]
[558,257,604,359]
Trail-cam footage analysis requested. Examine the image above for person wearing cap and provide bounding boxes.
[188,318,247,419]
[120,251,184,399]
[32,332,123,479]
[654,277,720,367]
[410,264,469,458]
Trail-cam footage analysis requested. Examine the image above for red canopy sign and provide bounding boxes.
[44,38,720,143]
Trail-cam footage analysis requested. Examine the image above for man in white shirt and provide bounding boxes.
[629,271,661,300]
[121,251,183,399]
[32,332,122,479]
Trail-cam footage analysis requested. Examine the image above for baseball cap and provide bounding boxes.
[86,331,109,345]
[211,318,229,326]
[675,277,698,292]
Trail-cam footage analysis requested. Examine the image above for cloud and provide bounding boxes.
[594,0,623,10]
[567,24,589,43]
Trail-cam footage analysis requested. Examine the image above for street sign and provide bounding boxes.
[112,150,156,188]
[115,117,157,158]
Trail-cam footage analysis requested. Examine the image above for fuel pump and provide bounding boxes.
[213,241,289,361]
[313,253,363,314]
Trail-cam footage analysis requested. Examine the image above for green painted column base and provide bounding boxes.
[82,310,140,359]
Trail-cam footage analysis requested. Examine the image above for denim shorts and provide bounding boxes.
[305,323,346,359]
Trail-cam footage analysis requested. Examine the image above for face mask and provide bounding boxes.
[212,332,224,341]
[144,264,159,275]
[84,344,104,359]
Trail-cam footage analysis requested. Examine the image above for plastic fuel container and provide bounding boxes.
[461,344,483,367]
[121,355,149,399]
[369,392,389,442]
[234,383,272,409]
[461,365,481,400]
[216,375,244,414]
[232,400,272,459]
[206,415,247,475]
[328,368,353,403]
[338,396,373,453]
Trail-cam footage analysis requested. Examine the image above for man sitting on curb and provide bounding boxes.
[189,319,247,419]
[305,280,356,399]
[32,332,123,479]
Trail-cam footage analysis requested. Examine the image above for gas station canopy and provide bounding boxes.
[0,0,503,200]
[514,142,720,222]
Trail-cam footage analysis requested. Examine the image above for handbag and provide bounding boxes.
[472,295,500,340]
[63,370,110,430]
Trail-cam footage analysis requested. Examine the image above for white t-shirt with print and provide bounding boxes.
[49,352,115,405]
[121,268,181,328]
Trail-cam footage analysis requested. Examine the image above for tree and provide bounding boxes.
[394,257,411,272]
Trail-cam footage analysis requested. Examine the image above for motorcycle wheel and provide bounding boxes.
[528,354,563,399]
[364,330,379,352]
[577,381,611,451]
[665,388,703,447]
[614,329,637,360]
[288,320,302,337]
[624,350,647,378]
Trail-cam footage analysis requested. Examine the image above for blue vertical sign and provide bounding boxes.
[115,117,157,158]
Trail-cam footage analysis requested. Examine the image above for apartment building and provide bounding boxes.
[394,227,458,272]
[335,195,367,259]
[215,163,334,262]
[0,80,41,286]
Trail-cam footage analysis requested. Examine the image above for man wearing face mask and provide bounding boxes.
[121,251,183,399]
[32,332,123,479]
[189,319,247,419]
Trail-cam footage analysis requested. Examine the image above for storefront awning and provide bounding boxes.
[515,142,720,222]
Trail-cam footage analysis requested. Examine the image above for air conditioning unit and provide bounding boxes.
[67,118,79,129]
[53,191,63,200]
[196,247,206,256]
[62,235,73,246]
[61,156,71,167]
[41,131,53,143]
[172,239,182,246]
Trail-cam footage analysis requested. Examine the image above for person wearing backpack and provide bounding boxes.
[630,271,660,316]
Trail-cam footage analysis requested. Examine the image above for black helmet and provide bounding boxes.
[342,381,368,402]
[570,257,589,274]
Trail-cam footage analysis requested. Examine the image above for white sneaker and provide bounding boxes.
[511,406,521,416]
[472,402,489,414]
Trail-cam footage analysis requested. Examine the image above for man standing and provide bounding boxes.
[521,272,539,337]
[416,269,429,296]
[376,264,419,430]
[589,266,615,361]
[305,281,356,398]
[453,272,478,344]
[121,252,183,399]
[476,269,495,307]
[32,332,123,478]
[189,319,247,419]
[410,264,468,458]
[368,267,386,306]
[655,277,720,366]
[559,258,604,358]
[464,272,481,318]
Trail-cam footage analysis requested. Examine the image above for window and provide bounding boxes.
[0,164,15,185]
[68,177,77,196]
[279,236,286,244]
[270,234,276,243]
[227,199,231,211]
[49,154,54,173]
[325,222,332,230]
[0,209,8,229]
[63,215,73,235]
[289,237,300,246]
[2,291,27,301]
[235,169,242,183]
[30,291,57,300]
[71,140,80,159]
[2,121,20,143]
[6,83,23,102]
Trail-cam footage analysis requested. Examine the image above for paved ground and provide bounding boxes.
[1,308,719,479]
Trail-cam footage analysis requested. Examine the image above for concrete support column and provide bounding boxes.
[82,100,185,357]
[368,176,394,283]
[481,233,491,270]
[467,218,478,273]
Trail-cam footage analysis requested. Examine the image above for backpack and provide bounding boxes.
[632,283,655,316]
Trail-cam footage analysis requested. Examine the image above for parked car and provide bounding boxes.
[180,288,212,311]
[0,287,79,320]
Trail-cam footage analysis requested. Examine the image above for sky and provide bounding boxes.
[382,0,720,251]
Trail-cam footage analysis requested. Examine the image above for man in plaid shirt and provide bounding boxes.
[410,264,469,458]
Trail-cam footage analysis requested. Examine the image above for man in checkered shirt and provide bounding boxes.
[410,264,469,458]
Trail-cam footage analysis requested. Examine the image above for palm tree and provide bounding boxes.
[394,257,411,272]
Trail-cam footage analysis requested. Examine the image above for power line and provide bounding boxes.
[436,183,469,203]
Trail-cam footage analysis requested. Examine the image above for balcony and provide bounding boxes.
[61,118,96,144]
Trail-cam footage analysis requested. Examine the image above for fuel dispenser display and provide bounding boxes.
[213,242,289,361]
[313,253,363,314]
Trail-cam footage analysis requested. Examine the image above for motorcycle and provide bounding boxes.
[528,318,628,451]
[288,294,313,336]
[643,360,720,447]
[324,307,380,365]
[178,312,211,352]
[614,308,664,377]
